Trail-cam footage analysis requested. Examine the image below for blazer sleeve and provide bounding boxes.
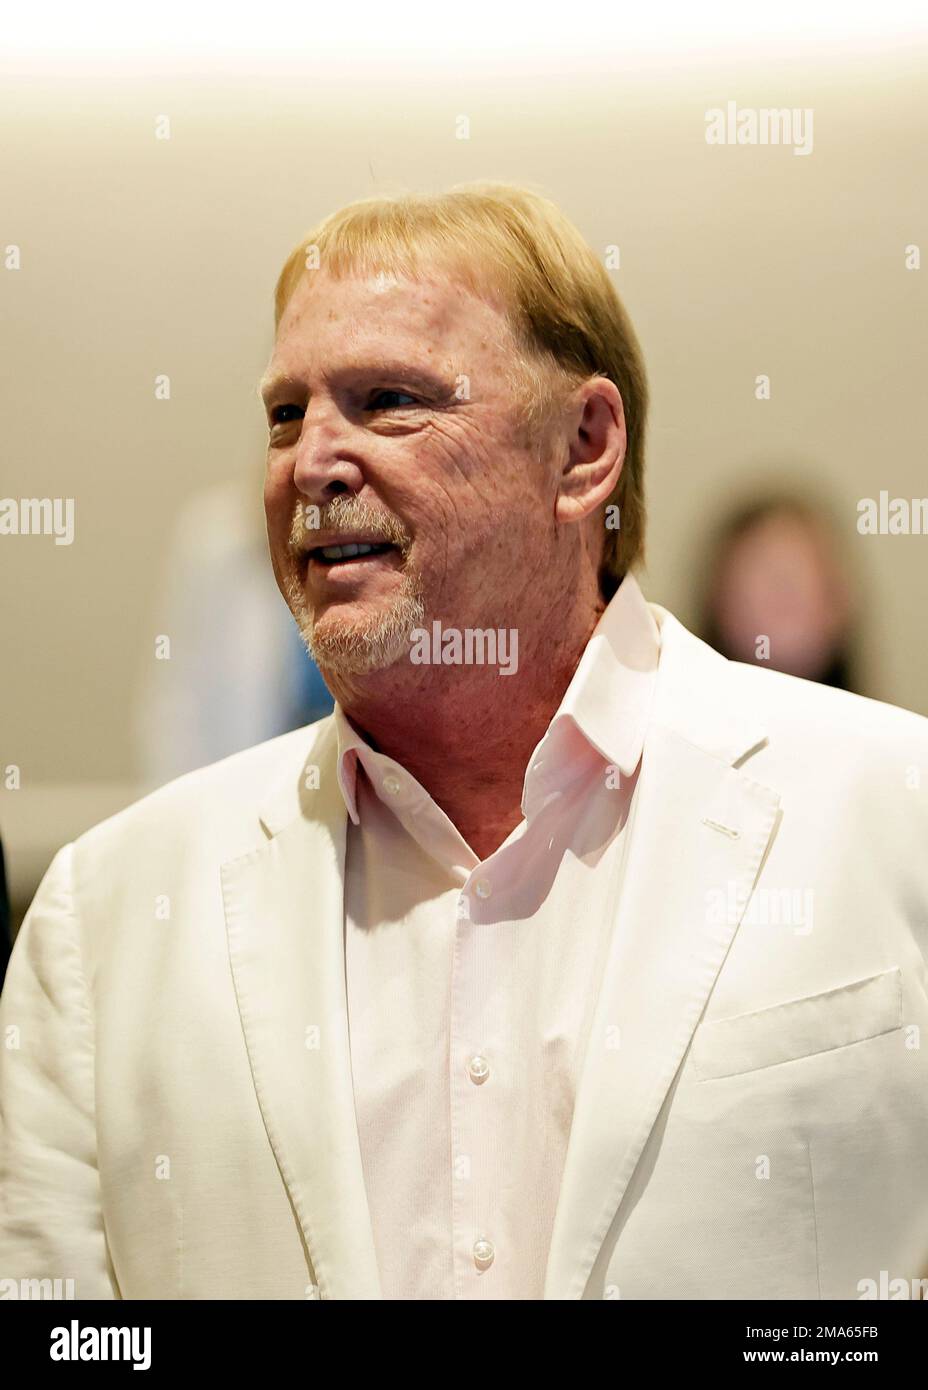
[0,843,118,1298]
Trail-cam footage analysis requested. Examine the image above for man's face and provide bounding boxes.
[261,267,560,678]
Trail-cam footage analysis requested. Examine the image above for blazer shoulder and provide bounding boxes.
[651,605,928,771]
[72,717,334,857]
[725,656,928,750]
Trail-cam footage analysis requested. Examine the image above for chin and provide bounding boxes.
[307,620,410,678]
[287,577,427,680]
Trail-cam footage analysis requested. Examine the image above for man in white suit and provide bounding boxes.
[2,183,927,1302]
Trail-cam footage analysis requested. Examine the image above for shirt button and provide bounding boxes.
[467,1054,490,1084]
[382,773,402,796]
[473,1237,495,1269]
[474,878,492,899]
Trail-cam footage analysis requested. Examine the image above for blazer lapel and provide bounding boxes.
[220,721,383,1300]
[543,608,781,1299]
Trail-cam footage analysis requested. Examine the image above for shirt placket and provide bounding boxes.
[449,865,505,1299]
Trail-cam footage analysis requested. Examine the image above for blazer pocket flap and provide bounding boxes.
[691,967,903,1081]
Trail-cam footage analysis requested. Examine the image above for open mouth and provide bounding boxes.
[305,541,400,568]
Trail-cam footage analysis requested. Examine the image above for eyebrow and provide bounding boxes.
[257,361,455,405]
[257,371,298,403]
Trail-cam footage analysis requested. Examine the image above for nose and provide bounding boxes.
[291,400,365,505]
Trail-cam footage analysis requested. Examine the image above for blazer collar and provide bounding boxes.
[647,601,769,767]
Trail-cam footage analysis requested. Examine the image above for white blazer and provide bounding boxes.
[2,599,928,1301]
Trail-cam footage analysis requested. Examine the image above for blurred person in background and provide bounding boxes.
[134,478,333,791]
[698,490,860,692]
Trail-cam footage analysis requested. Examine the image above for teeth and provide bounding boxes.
[319,542,377,560]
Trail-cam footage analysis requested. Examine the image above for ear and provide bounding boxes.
[554,377,627,526]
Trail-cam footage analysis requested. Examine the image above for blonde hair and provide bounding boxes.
[273,182,649,589]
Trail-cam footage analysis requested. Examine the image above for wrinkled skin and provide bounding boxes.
[261,268,626,857]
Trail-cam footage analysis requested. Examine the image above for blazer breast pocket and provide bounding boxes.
[690,967,903,1081]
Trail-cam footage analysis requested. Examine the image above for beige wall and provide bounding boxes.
[1,33,926,904]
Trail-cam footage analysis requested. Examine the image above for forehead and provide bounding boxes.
[267,268,515,377]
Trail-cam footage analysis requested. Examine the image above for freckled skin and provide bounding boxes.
[262,269,627,859]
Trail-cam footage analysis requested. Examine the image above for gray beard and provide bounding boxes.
[284,565,427,679]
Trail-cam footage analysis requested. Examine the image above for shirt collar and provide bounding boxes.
[334,570,660,827]
[334,704,381,826]
[518,570,659,819]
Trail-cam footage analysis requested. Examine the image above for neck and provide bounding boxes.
[326,587,605,860]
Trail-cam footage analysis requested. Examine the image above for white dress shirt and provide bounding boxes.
[335,573,661,1299]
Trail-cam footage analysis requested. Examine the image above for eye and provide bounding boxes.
[269,404,304,427]
[367,389,419,410]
